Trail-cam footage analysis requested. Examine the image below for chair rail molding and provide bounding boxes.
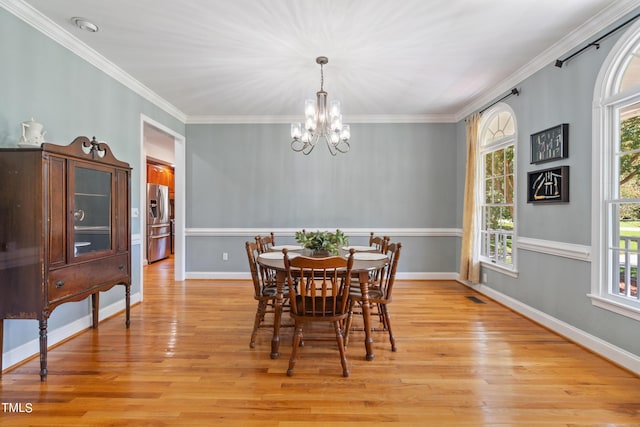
[517,236,591,262]
[185,227,462,238]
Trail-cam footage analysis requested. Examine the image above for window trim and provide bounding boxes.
[477,103,518,274]
[591,18,640,320]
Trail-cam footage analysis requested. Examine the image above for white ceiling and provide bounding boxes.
[11,0,640,123]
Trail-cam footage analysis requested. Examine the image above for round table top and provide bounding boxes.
[258,248,388,272]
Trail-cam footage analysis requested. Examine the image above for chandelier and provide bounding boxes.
[291,56,350,155]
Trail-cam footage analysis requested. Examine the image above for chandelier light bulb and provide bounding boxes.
[302,130,311,144]
[305,117,316,132]
[331,115,343,133]
[291,123,302,139]
[340,124,350,141]
[305,100,317,119]
[329,100,341,118]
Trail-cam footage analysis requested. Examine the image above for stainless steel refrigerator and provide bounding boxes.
[147,183,171,263]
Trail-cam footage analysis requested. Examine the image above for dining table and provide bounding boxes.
[257,245,389,361]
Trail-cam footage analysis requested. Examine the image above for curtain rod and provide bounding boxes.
[555,12,640,68]
[478,88,520,115]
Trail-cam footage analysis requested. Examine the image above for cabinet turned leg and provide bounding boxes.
[125,284,131,328]
[1,319,4,376]
[91,293,99,328]
[39,319,48,381]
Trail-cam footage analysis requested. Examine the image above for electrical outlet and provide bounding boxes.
[222,252,228,261]
[131,208,139,218]
[482,273,488,283]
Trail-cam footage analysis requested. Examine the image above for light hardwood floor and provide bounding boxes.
[1,258,639,426]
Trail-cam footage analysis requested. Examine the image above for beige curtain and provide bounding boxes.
[459,112,481,283]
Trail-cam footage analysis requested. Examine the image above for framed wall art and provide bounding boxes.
[530,123,569,164]
[527,166,569,204]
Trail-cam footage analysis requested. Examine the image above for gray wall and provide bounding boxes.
[470,9,640,357]
[184,122,460,272]
[0,9,184,352]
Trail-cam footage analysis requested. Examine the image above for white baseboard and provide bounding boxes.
[458,279,640,375]
[2,292,141,373]
[397,272,458,280]
[185,271,457,281]
[186,272,248,280]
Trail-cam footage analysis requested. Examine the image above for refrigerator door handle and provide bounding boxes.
[157,187,162,221]
[150,233,171,239]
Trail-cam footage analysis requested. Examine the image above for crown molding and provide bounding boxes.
[455,0,640,122]
[346,114,458,124]
[185,113,457,125]
[186,115,302,125]
[1,0,187,123]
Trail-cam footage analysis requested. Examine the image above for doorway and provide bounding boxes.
[140,115,186,298]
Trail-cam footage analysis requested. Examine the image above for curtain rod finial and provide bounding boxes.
[555,59,564,68]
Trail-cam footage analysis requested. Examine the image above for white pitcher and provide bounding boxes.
[18,117,46,147]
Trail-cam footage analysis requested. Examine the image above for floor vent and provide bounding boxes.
[465,295,486,304]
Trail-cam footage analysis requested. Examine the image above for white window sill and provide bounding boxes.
[588,294,640,322]
[480,260,519,278]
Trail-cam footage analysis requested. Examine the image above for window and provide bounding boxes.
[478,105,517,271]
[592,20,640,320]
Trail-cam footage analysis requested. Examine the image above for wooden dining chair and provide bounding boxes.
[357,233,390,287]
[345,242,402,352]
[255,232,275,254]
[369,232,390,253]
[254,232,279,289]
[284,248,355,377]
[245,241,289,348]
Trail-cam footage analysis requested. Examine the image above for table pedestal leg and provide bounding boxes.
[358,271,374,361]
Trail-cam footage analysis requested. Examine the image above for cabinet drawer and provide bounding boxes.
[48,255,129,302]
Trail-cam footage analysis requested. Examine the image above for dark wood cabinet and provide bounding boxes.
[147,161,175,198]
[0,137,131,381]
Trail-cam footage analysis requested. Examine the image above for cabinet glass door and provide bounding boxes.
[73,166,112,256]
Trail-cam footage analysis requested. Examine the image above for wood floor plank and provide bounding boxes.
[1,258,639,426]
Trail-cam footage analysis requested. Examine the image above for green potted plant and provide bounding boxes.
[295,229,349,256]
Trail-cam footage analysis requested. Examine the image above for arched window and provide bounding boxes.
[592,19,640,320]
[478,104,517,270]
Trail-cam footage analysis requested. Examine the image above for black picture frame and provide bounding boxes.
[527,166,569,204]
[530,123,569,164]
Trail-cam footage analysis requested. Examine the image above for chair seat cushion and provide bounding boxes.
[262,286,289,298]
[349,285,385,301]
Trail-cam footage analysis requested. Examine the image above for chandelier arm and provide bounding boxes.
[324,134,347,156]
[303,142,315,155]
[291,138,308,152]
[325,136,337,156]
[334,140,350,154]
